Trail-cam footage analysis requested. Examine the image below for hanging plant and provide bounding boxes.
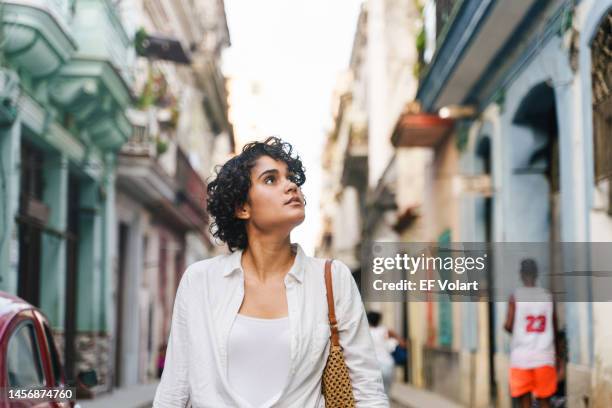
[416,27,426,58]
[492,88,506,113]
[152,71,169,106]
[134,27,149,56]
[414,26,426,79]
[169,105,180,128]
[156,137,169,156]
[136,68,170,109]
[455,121,470,152]
[137,68,155,109]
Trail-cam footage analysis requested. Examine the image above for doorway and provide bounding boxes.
[64,174,80,382]
[17,142,45,306]
[475,133,496,402]
[114,222,129,387]
[512,81,565,403]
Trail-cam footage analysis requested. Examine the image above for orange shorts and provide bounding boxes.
[510,366,557,398]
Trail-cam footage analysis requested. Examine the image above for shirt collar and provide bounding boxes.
[223,243,306,284]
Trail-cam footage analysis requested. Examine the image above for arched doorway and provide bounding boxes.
[510,81,565,404]
[512,82,560,244]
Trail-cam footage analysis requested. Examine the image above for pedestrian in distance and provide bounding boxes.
[153,137,388,407]
[366,311,408,395]
[157,343,167,379]
[504,259,559,408]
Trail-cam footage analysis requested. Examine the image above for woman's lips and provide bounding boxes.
[285,197,302,205]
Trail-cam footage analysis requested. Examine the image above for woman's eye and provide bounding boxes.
[264,176,275,184]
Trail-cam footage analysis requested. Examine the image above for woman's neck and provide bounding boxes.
[241,237,296,283]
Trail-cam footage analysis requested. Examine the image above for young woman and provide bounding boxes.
[153,137,388,407]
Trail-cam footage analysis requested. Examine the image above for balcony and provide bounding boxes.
[175,148,208,232]
[49,0,132,151]
[121,109,156,157]
[117,140,208,233]
[391,112,454,148]
[1,0,77,78]
[417,0,550,111]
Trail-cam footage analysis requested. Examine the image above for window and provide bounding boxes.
[43,323,63,385]
[20,142,44,202]
[7,321,45,388]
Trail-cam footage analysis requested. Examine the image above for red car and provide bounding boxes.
[0,292,78,408]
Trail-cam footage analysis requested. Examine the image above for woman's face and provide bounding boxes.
[236,155,305,232]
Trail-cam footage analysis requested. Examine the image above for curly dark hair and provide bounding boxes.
[206,136,306,252]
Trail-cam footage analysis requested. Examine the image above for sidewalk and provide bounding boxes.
[390,382,464,408]
[78,381,159,408]
[77,380,458,408]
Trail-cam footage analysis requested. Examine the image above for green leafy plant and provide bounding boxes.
[137,71,155,109]
[414,26,426,79]
[492,88,506,113]
[134,27,149,56]
[156,137,169,156]
[455,121,470,152]
[136,68,169,109]
[416,27,426,56]
[169,106,180,129]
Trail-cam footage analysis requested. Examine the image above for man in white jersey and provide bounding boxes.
[504,258,558,408]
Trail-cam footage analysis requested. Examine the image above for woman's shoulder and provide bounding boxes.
[305,256,354,284]
[182,252,236,282]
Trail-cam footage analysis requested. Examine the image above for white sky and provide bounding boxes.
[223,0,363,255]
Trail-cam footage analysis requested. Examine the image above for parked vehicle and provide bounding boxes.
[0,292,78,408]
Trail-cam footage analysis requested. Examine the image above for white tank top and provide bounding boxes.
[228,314,290,408]
[510,287,555,368]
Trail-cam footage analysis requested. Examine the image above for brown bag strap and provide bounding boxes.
[324,259,340,347]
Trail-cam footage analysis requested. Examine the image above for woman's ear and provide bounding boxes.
[235,202,250,220]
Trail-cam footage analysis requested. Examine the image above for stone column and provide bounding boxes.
[75,177,102,376]
[40,154,69,328]
[367,0,392,187]
[97,153,116,390]
[0,69,21,295]
[120,211,144,386]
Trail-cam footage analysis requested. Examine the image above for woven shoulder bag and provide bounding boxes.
[321,259,356,407]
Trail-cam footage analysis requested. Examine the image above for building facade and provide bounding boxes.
[1,0,234,397]
[112,0,233,389]
[317,0,422,386]
[320,0,612,407]
[392,0,612,407]
[0,0,133,390]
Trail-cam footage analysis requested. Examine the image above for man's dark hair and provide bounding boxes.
[367,311,382,327]
[520,258,538,283]
[206,136,306,252]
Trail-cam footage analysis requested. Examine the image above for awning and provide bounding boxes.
[137,34,191,64]
[391,113,454,148]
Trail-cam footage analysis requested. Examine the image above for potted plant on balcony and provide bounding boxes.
[156,136,169,157]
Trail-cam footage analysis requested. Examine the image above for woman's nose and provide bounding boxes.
[285,179,297,192]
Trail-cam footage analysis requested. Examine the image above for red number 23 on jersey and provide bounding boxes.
[526,315,546,333]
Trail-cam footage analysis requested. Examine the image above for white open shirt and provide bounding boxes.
[152,243,388,407]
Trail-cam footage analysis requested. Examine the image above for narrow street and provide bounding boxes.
[1,0,611,406]
[74,381,457,408]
